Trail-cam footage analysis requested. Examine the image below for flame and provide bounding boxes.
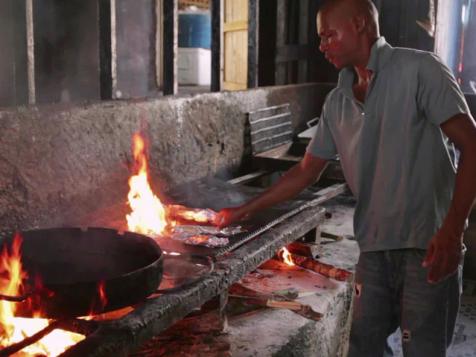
[126,133,168,236]
[125,133,217,237]
[279,247,295,266]
[98,281,108,309]
[174,210,209,223]
[0,233,84,356]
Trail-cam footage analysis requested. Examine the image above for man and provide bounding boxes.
[215,0,476,356]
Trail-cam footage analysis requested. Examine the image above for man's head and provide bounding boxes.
[317,0,380,69]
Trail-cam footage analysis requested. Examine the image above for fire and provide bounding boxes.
[126,133,168,236]
[279,247,295,266]
[98,281,108,309]
[173,210,209,223]
[125,132,218,237]
[0,233,84,356]
[167,204,216,224]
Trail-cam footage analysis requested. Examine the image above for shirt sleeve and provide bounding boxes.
[306,100,338,160]
[417,52,470,126]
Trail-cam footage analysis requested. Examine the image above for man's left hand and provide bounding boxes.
[422,220,463,284]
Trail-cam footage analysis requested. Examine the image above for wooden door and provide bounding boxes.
[223,0,248,90]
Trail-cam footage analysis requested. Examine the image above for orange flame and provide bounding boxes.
[0,233,84,356]
[175,210,209,223]
[167,205,214,224]
[126,133,168,236]
[98,281,108,310]
[279,247,295,266]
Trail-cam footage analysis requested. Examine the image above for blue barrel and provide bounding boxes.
[178,12,211,49]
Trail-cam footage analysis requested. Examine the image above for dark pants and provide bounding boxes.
[348,249,463,357]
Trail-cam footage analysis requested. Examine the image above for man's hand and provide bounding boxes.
[214,154,328,228]
[422,218,463,284]
[427,112,476,283]
[214,206,249,228]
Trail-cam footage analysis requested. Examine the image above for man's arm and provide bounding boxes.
[215,153,329,227]
[423,113,476,283]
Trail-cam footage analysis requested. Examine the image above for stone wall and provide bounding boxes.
[0,83,333,232]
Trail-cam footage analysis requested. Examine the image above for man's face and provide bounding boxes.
[317,9,359,69]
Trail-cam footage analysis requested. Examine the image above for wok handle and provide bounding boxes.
[0,292,30,302]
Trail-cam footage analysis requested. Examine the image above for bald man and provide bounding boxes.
[215,1,476,355]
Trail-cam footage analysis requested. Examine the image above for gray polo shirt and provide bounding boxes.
[307,37,470,252]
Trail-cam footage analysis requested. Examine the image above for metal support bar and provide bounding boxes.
[211,0,222,92]
[247,0,259,88]
[163,0,177,95]
[99,0,113,99]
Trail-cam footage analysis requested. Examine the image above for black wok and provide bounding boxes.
[0,227,163,318]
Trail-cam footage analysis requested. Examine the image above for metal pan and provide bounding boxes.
[0,227,163,318]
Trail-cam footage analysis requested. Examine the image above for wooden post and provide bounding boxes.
[211,0,222,92]
[163,0,177,95]
[275,0,287,85]
[3,0,30,106]
[155,0,163,89]
[99,0,114,99]
[25,0,35,104]
[247,0,258,88]
[298,0,309,83]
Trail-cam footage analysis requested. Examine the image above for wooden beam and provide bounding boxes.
[247,0,258,88]
[211,0,222,92]
[163,0,178,95]
[99,0,113,99]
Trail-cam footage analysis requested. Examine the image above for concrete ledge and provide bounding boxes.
[228,238,358,357]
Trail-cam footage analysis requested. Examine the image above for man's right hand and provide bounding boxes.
[214,154,328,228]
[214,206,249,228]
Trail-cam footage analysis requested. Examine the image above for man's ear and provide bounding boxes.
[353,15,366,33]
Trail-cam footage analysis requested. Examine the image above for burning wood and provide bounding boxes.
[286,241,321,259]
[0,233,84,356]
[277,244,352,282]
[291,254,352,282]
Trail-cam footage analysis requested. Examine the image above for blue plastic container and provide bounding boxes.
[178,12,211,49]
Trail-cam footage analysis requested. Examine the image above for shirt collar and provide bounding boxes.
[366,36,392,73]
[337,36,393,90]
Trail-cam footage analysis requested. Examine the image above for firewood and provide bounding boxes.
[291,254,353,282]
[286,241,321,258]
[321,231,344,241]
[228,283,323,321]
[229,295,322,321]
